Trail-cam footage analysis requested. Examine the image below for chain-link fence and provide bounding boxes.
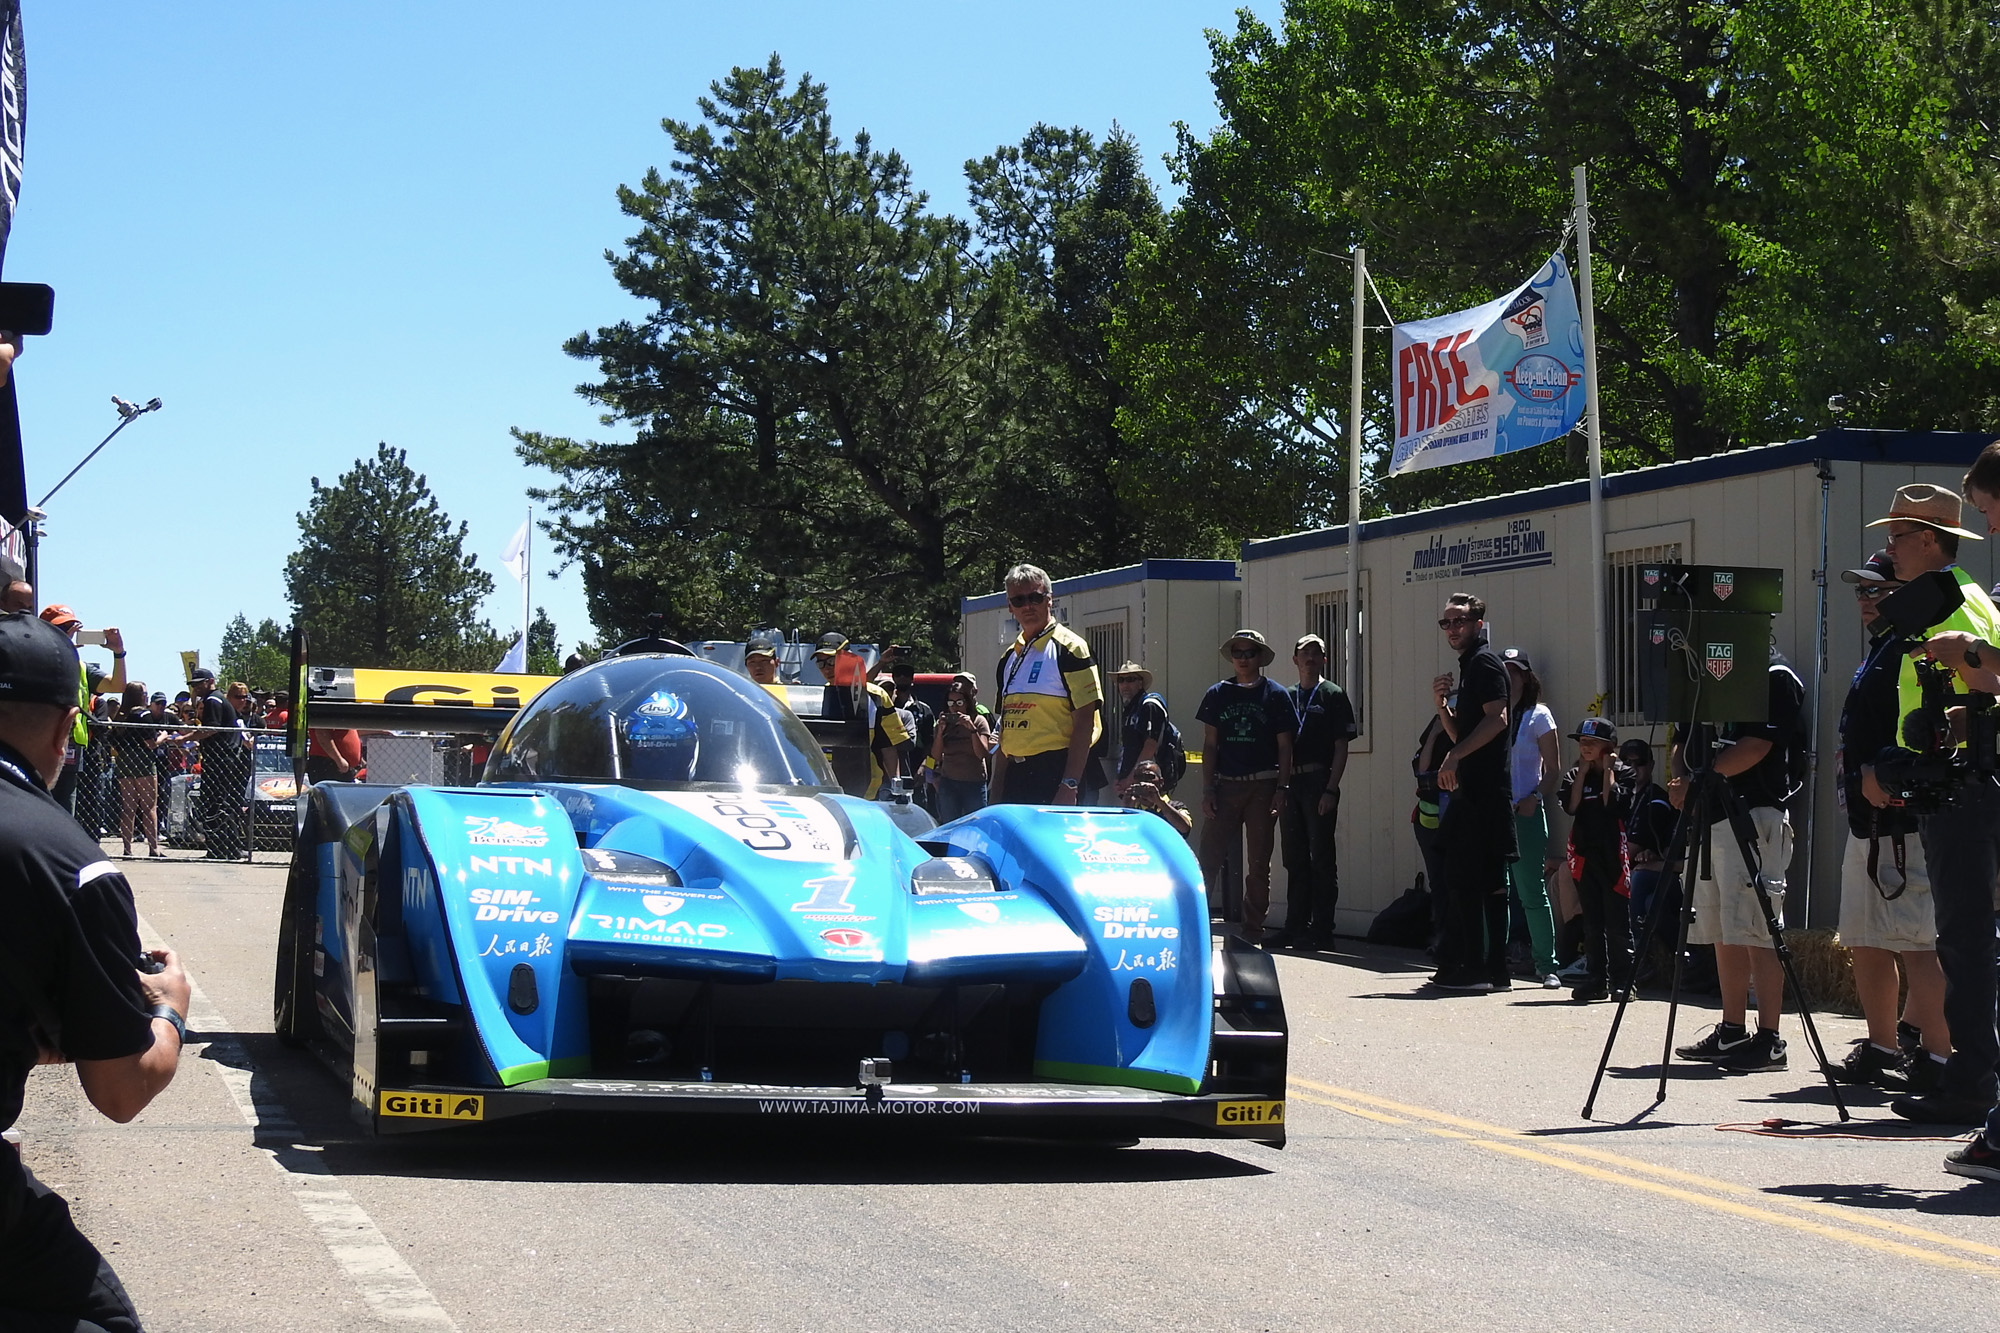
[68,723,498,862]
[69,719,296,862]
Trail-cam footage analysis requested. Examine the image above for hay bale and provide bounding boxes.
[1787,929,1861,1016]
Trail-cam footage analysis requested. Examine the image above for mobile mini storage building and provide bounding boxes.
[1236,427,1999,936]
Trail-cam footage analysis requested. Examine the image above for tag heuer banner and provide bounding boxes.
[1388,252,1586,476]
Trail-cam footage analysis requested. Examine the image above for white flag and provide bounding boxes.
[495,632,527,673]
[502,519,530,583]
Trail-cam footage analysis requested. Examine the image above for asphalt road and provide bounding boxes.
[17,854,2000,1332]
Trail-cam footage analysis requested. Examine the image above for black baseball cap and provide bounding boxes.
[1840,549,1899,586]
[0,612,80,707]
[744,636,779,660]
[190,666,217,683]
[1569,717,1619,745]
[1500,647,1533,672]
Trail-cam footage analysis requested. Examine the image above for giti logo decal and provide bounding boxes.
[1217,1100,1284,1126]
[381,1091,485,1121]
[820,928,871,948]
[1712,571,1735,601]
[1649,627,1665,645]
[1707,643,1735,680]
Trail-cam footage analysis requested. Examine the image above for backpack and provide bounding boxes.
[1145,693,1188,793]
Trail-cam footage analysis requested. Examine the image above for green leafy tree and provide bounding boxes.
[967,124,1168,573]
[517,56,1009,662]
[1115,0,1996,542]
[216,614,290,691]
[284,444,507,670]
[527,606,561,675]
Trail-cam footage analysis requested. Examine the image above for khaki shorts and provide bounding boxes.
[1687,805,1793,948]
[1837,831,1937,953]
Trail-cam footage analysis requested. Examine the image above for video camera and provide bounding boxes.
[1868,570,2000,812]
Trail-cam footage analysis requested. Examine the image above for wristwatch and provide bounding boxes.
[148,1003,187,1044]
[1059,777,1080,790]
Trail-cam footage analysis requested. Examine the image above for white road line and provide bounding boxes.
[143,915,458,1328]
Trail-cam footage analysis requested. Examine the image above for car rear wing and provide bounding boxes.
[286,626,559,750]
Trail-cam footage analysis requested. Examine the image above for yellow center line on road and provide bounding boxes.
[1288,1076,2000,1275]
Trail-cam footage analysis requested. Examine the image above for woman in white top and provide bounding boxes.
[1502,648,1562,987]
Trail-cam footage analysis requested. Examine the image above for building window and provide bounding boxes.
[1083,620,1126,676]
[1305,588,1364,733]
[1608,540,1684,726]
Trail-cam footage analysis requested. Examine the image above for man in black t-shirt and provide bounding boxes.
[0,612,192,1332]
[1196,630,1299,942]
[1277,634,1356,949]
[1427,592,1517,991]
[189,666,246,859]
[1670,653,1807,1073]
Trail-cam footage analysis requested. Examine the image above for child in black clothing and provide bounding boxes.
[1561,718,1635,1003]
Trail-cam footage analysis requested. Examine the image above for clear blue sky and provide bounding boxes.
[7,1,1268,693]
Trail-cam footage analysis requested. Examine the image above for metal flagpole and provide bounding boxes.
[521,506,532,660]
[1346,248,1366,698]
[1573,166,1608,706]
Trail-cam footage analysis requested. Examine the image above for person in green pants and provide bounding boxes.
[1501,648,1563,987]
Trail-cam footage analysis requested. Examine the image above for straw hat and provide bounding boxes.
[1220,629,1276,669]
[1866,483,1983,541]
[1110,660,1154,692]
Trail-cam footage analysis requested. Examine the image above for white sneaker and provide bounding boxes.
[1542,973,1563,989]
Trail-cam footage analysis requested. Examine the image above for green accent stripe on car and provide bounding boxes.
[497,1060,549,1086]
[1034,1060,1202,1095]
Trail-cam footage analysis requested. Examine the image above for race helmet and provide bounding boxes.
[623,690,699,781]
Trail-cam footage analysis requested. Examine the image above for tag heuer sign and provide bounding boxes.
[1650,627,1665,645]
[1712,571,1735,601]
[1644,569,1660,586]
[1707,643,1735,680]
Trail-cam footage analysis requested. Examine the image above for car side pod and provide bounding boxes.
[1209,933,1289,1105]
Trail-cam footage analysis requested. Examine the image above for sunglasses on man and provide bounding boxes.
[1008,591,1049,608]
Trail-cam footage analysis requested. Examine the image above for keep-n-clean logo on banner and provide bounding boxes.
[1712,571,1736,601]
[1406,517,1554,585]
[1707,644,1735,680]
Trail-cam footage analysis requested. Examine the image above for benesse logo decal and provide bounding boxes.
[381,1091,485,1121]
[1216,1100,1284,1126]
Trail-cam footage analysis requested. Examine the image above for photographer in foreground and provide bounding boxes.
[1856,484,2000,1141]
[1667,646,1807,1072]
[0,613,191,1332]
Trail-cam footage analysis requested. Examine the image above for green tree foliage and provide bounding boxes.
[1115,0,1999,535]
[966,125,1168,573]
[527,606,561,676]
[517,57,1010,663]
[216,614,290,691]
[284,444,507,670]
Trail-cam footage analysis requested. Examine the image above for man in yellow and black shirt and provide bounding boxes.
[988,563,1101,806]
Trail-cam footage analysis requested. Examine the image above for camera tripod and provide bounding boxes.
[1582,722,1849,1121]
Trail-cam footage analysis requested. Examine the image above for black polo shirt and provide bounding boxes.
[0,739,155,1135]
[1839,629,1914,835]
[1719,658,1805,811]
[1448,634,1511,800]
[1293,679,1357,768]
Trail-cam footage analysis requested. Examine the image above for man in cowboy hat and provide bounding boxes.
[1110,660,1172,794]
[1196,629,1298,942]
[1854,483,2000,1129]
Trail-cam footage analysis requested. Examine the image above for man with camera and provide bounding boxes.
[1668,646,1807,1073]
[0,612,191,1331]
[1857,484,2000,1133]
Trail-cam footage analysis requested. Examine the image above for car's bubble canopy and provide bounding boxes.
[483,655,836,790]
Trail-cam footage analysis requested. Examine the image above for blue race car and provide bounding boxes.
[273,648,1287,1144]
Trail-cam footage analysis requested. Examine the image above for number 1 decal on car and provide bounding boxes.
[792,873,856,914]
